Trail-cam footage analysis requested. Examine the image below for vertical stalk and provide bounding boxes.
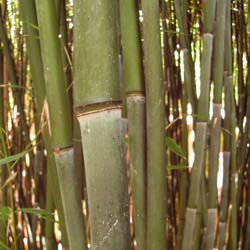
[206,0,227,248]
[219,2,233,248]
[174,0,197,113]
[140,1,167,250]
[181,1,215,249]
[35,1,87,250]
[74,1,130,249]
[18,0,69,247]
[45,169,57,250]
[119,1,146,250]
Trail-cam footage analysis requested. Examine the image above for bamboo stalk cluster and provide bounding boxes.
[0,0,249,250]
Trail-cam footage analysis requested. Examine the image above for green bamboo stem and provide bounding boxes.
[54,148,86,250]
[228,79,237,250]
[212,0,227,104]
[74,1,130,249]
[18,0,69,246]
[174,0,197,113]
[77,110,130,250]
[35,1,87,250]
[218,2,233,248]
[127,96,146,250]
[218,152,230,250]
[181,2,215,248]
[45,169,57,250]
[140,1,167,249]
[176,85,188,250]
[205,0,227,248]
[35,0,72,148]
[119,1,146,249]
[181,122,207,250]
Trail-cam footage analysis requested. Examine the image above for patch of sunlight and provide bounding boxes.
[195,47,201,98]
[217,152,224,190]
[180,50,184,83]
[58,243,63,250]
[221,108,225,119]
[169,114,174,122]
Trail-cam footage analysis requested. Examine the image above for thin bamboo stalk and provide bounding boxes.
[218,2,233,247]
[181,122,207,250]
[176,91,188,250]
[45,168,57,250]
[181,1,215,248]
[174,0,197,113]
[74,1,130,249]
[140,1,167,249]
[119,1,146,250]
[35,1,87,250]
[18,0,69,246]
[206,0,228,248]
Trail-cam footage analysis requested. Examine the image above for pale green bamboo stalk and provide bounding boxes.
[218,2,233,247]
[206,0,228,248]
[218,152,230,250]
[228,80,237,250]
[174,0,197,113]
[35,1,87,250]
[119,1,146,250]
[176,84,188,250]
[181,123,207,250]
[140,1,167,249]
[74,1,130,249]
[181,1,215,248]
[45,169,57,250]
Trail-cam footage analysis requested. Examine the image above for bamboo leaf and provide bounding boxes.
[166,136,186,159]
[0,149,30,165]
[17,208,62,225]
[17,208,54,216]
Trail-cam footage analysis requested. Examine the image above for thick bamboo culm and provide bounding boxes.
[74,1,130,250]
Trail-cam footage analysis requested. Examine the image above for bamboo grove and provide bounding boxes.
[0,0,249,250]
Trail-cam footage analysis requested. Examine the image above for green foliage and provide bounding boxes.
[166,136,186,160]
